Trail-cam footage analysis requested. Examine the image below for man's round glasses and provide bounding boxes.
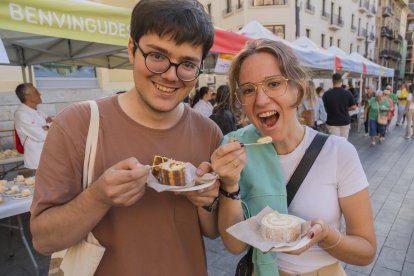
[235,75,289,105]
[134,41,203,82]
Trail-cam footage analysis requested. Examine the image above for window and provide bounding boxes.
[265,24,285,39]
[321,34,325,48]
[207,3,211,15]
[337,39,340,48]
[351,14,354,26]
[306,29,311,38]
[357,45,360,53]
[322,0,326,14]
[329,36,333,46]
[350,43,353,53]
[226,0,231,13]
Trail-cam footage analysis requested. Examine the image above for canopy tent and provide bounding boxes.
[237,21,336,74]
[0,0,251,78]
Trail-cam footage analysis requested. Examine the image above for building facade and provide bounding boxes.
[375,0,409,82]
[199,0,377,59]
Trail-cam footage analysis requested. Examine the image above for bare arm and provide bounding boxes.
[286,188,376,265]
[30,158,149,255]
[211,140,247,255]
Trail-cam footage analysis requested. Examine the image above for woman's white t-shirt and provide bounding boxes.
[277,127,369,274]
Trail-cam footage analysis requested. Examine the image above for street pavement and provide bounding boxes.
[1,122,414,275]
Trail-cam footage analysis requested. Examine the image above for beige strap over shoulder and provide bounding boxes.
[83,100,99,190]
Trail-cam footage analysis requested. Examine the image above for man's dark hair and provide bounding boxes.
[130,0,214,59]
[15,83,33,103]
[332,73,342,83]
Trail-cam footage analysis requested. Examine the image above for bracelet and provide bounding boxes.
[319,228,342,250]
[219,186,240,200]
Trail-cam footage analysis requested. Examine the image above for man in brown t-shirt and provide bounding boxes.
[30,1,222,275]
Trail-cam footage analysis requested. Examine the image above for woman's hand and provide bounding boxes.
[282,219,333,255]
[211,138,246,190]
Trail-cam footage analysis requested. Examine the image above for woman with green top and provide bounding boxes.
[211,39,376,276]
[368,90,390,146]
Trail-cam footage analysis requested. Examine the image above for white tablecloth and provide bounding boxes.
[0,196,31,219]
[0,156,24,166]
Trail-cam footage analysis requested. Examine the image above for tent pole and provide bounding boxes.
[21,66,27,83]
[357,73,363,132]
[28,65,33,83]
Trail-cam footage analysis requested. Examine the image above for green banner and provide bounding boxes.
[0,0,131,46]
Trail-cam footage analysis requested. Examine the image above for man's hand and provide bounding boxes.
[91,157,150,207]
[180,162,219,207]
[46,116,53,123]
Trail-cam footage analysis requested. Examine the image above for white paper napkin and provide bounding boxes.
[226,206,312,252]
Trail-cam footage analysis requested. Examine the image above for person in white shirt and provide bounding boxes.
[14,83,52,170]
[213,39,375,275]
[192,86,214,117]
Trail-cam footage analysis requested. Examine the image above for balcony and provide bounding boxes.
[222,6,233,16]
[369,32,375,41]
[380,49,391,59]
[357,28,367,40]
[351,25,357,32]
[329,14,344,30]
[236,1,243,10]
[358,0,369,13]
[381,26,393,39]
[382,6,393,17]
[390,50,402,60]
[250,0,288,6]
[305,3,315,14]
[408,38,413,46]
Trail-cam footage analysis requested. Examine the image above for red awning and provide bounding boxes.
[211,28,251,55]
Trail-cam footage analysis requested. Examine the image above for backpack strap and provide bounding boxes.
[286,133,329,206]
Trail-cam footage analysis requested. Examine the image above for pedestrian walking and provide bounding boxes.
[404,84,414,139]
[368,90,390,146]
[362,85,374,136]
[323,73,357,139]
[396,83,409,126]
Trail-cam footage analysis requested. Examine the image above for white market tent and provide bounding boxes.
[237,21,336,74]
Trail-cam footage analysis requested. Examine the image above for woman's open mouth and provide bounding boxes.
[258,111,279,128]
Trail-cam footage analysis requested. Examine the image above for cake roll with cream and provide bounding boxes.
[261,211,301,243]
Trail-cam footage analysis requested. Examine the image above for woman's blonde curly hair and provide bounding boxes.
[228,39,310,114]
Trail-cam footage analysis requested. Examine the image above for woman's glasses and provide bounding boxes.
[235,75,289,105]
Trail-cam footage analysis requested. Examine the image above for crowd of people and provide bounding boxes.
[6,0,412,275]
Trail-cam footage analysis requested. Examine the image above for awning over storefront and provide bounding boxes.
[0,0,252,70]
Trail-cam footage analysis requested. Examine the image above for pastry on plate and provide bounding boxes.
[21,189,32,197]
[24,177,35,185]
[261,211,301,243]
[152,156,187,186]
[15,175,25,182]
[0,180,8,186]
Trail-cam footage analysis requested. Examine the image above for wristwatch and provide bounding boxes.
[219,186,241,200]
[202,196,219,212]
